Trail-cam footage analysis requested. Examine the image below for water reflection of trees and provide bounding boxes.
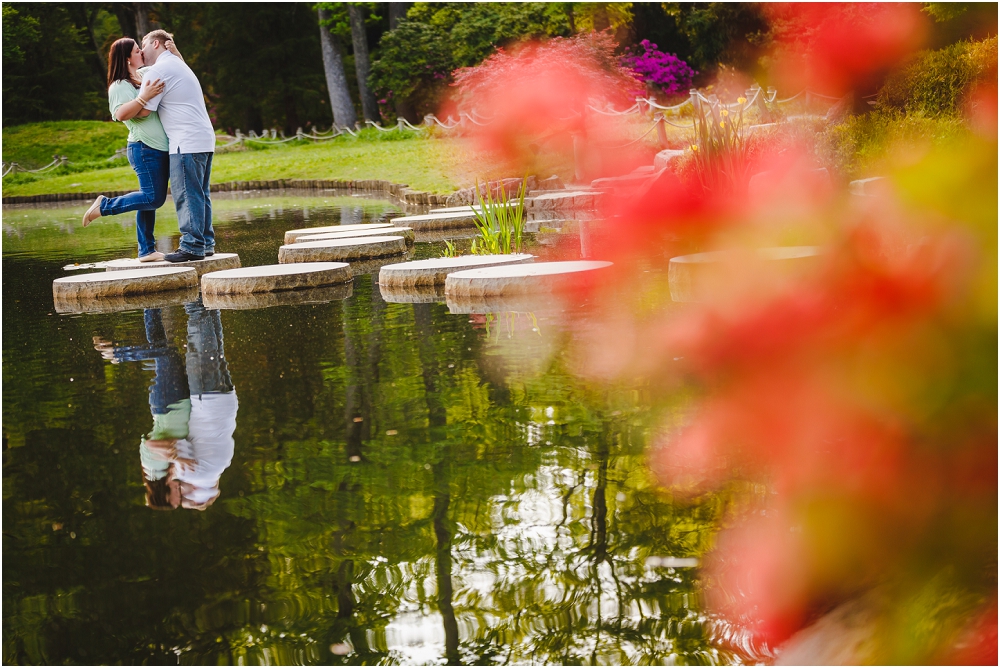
[4,271,730,664]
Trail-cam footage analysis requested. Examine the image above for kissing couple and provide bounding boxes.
[83,29,217,263]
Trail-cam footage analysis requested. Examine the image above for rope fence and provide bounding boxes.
[3,85,846,178]
[2,155,70,178]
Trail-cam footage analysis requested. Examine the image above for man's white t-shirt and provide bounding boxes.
[174,392,238,504]
[143,51,216,154]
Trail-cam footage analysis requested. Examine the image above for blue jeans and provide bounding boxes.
[110,309,189,414]
[170,152,214,256]
[184,297,233,397]
[100,141,169,257]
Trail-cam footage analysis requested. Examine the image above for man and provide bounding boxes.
[140,30,217,262]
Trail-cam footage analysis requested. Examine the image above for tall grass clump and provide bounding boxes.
[470,177,527,255]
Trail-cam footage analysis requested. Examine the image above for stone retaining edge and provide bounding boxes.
[2,178,450,206]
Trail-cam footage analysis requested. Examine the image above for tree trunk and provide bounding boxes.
[113,3,138,39]
[386,3,415,122]
[388,3,408,30]
[134,3,152,38]
[318,7,357,128]
[347,4,379,122]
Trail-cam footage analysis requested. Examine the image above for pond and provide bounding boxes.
[3,192,751,665]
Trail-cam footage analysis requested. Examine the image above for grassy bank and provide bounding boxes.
[2,122,465,197]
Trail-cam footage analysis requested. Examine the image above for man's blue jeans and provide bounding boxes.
[169,152,214,257]
[184,297,233,397]
[100,141,169,257]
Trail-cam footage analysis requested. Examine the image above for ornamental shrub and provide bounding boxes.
[621,40,697,96]
[877,36,998,117]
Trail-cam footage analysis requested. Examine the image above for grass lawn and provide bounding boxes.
[2,122,469,197]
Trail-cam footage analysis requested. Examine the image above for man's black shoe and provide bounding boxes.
[164,250,205,263]
[204,250,214,257]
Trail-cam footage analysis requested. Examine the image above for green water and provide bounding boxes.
[2,193,745,665]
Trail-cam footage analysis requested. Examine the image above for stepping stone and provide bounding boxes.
[388,211,480,230]
[427,203,517,214]
[278,237,407,264]
[201,262,352,294]
[380,283,446,304]
[54,285,199,315]
[445,260,613,297]
[668,246,822,303]
[524,191,597,211]
[203,283,353,310]
[284,223,394,244]
[379,254,534,288]
[412,228,479,244]
[104,252,240,277]
[445,292,562,314]
[296,226,415,246]
[53,267,198,303]
[349,252,414,277]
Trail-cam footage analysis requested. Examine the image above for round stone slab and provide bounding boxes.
[379,254,534,289]
[389,211,479,230]
[54,285,199,315]
[379,283,446,304]
[348,252,414,278]
[201,262,352,295]
[104,253,240,277]
[412,228,479,244]
[53,267,198,303]
[445,261,613,297]
[297,226,414,246]
[203,283,353,310]
[284,223,394,244]
[445,292,563,315]
[668,246,822,303]
[278,237,407,264]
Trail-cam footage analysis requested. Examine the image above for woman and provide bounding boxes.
[82,37,168,262]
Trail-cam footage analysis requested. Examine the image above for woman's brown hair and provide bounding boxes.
[107,37,140,88]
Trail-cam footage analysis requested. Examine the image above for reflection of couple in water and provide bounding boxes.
[94,298,237,510]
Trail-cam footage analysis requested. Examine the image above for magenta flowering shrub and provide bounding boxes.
[622,40,697,96]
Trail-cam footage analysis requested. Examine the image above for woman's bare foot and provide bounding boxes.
[82,195,105,227]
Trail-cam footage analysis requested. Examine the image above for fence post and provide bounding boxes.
[654,113,667,149]
[573,133,585,183]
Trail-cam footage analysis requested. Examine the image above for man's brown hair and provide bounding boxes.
[142,29,173,48]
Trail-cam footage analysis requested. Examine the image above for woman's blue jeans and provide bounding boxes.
[100,141,169,257]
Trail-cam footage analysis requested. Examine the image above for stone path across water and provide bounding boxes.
[379,254,534,288]
[379,283,446,304]
[284,223,394,244]
[389,211,479,230]
[54,285,200,315]
[445,260,613,297]
[53,267,198,303]
[297,226,414,246]
[278,237,407,264]
[203,283,353,309]
[668,246,822,303]
[104,253,240,277]
[201,262,352,294]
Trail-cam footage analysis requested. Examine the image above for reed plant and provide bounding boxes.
[470,176,527,255]
[690,94,754,194]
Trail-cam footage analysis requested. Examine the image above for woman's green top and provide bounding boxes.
[108,72,169,152]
